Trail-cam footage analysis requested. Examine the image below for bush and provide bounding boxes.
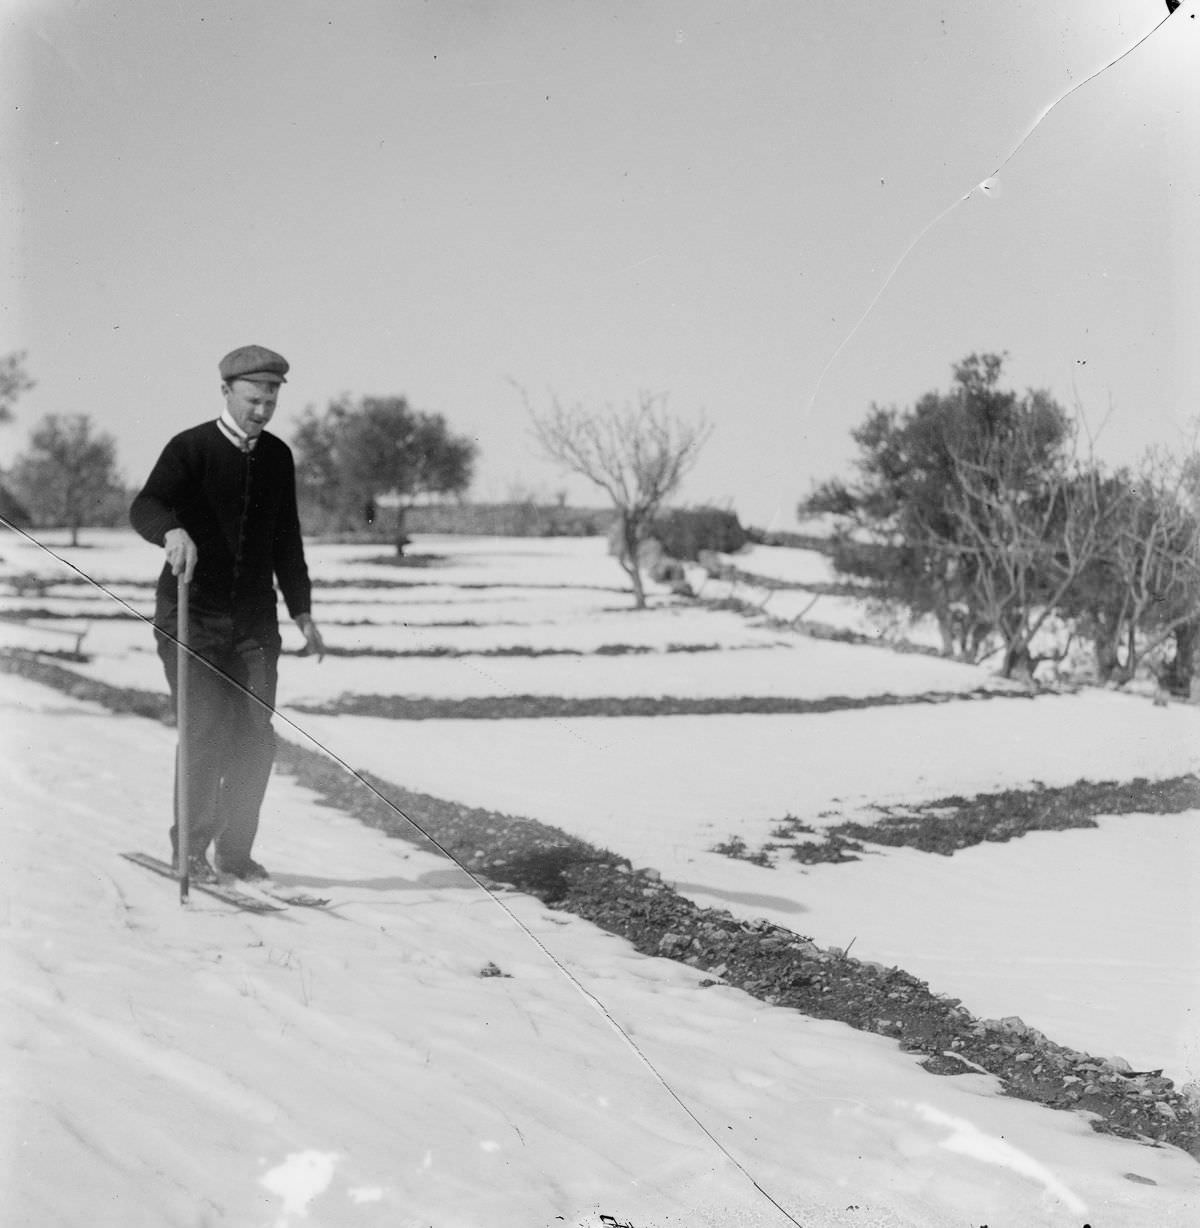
[650,506,746,561]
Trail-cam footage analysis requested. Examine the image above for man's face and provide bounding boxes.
[223,378,280,438]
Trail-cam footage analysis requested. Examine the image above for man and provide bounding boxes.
[131,344,325,883]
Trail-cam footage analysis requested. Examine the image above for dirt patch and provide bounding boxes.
[720,778,1200,865]
[703,561,870,599]
[4,646,1198,1159]
[290,688,1018,721]
[0,608,142,621]
[300,642,730,660]
[352,552,448,570]
[699,593,950,658]
[337,559,627,594]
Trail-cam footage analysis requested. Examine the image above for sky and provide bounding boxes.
[2,0,1197,528]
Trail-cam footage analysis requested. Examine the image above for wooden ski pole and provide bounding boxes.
[176,572,190,904]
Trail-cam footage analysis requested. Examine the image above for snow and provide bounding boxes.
[688,565,948,650]
[65,638,994,707]
[4,526,1200,1224]
[5,676,1198,1225]
[287,697,1200,1086]
[296,693,1200,836]
[716,544,847,588]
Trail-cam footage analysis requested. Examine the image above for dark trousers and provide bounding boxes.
[156,608,280,867]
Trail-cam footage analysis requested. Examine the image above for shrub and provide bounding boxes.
[651,506,747,561]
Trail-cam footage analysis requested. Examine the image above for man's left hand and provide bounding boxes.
[295,614,326,662]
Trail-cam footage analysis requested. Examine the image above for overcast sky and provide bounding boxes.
[2,1,1196,527]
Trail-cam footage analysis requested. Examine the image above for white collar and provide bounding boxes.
[217,408,257,452]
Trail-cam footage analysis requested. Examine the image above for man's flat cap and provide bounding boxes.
[219,345,289,384]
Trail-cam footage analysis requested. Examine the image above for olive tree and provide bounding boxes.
[0,351,34,424]
[10,413,122,545]
[293,395,477,550]
[805,354,1101,676]
[0,351,36,526]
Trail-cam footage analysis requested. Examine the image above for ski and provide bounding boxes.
[121,851,286,913]
[232,880,332,910]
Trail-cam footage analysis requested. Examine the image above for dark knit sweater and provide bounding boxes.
[130,422,312,626]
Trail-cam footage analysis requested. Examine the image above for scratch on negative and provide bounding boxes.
[803,11,1178,418]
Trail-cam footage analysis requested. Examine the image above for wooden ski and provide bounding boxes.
[121,851,286,913]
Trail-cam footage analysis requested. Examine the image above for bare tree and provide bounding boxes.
[1107,450,1200,686]
[933,423,1116,681]
[529,392,711,607]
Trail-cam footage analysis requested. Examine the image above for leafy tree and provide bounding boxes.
[291,399,349,526]
[0,350,34,424]
[529,392,711,607]
[0,351,36,525]
[805,354,1091,677]
[293,396,477,550]
[10,413,122,545]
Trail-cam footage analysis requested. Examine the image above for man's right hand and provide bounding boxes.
[164,528,198,583]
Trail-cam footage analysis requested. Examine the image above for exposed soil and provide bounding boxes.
[4,645,1198,1160]
[700,560,870,599]
[699,593,951,658]
[0,607,141,621]
[724,778,1200,864]
[303,642,730,660]
[350,552,448,570]
[2,574,154,593]
[290,687,1020,721]
[349,558,627,593]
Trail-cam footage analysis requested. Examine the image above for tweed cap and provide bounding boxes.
[219,345,289,384]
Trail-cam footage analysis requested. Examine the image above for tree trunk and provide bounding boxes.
[620,514,647,609]
[1160,621,1197,698]
[394,506,409,557]
[1091,619,1121,684]
[618,555,646,609]
[932,594,958,658]
[1000,629,1037,683]
[629,563,646,609]
[966,619,993,664]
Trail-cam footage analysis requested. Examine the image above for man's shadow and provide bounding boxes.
[270,866,478,892]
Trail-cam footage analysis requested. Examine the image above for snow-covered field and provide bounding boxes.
[3,526,1200,1225]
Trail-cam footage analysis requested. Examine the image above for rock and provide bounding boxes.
[658,932,692,956]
